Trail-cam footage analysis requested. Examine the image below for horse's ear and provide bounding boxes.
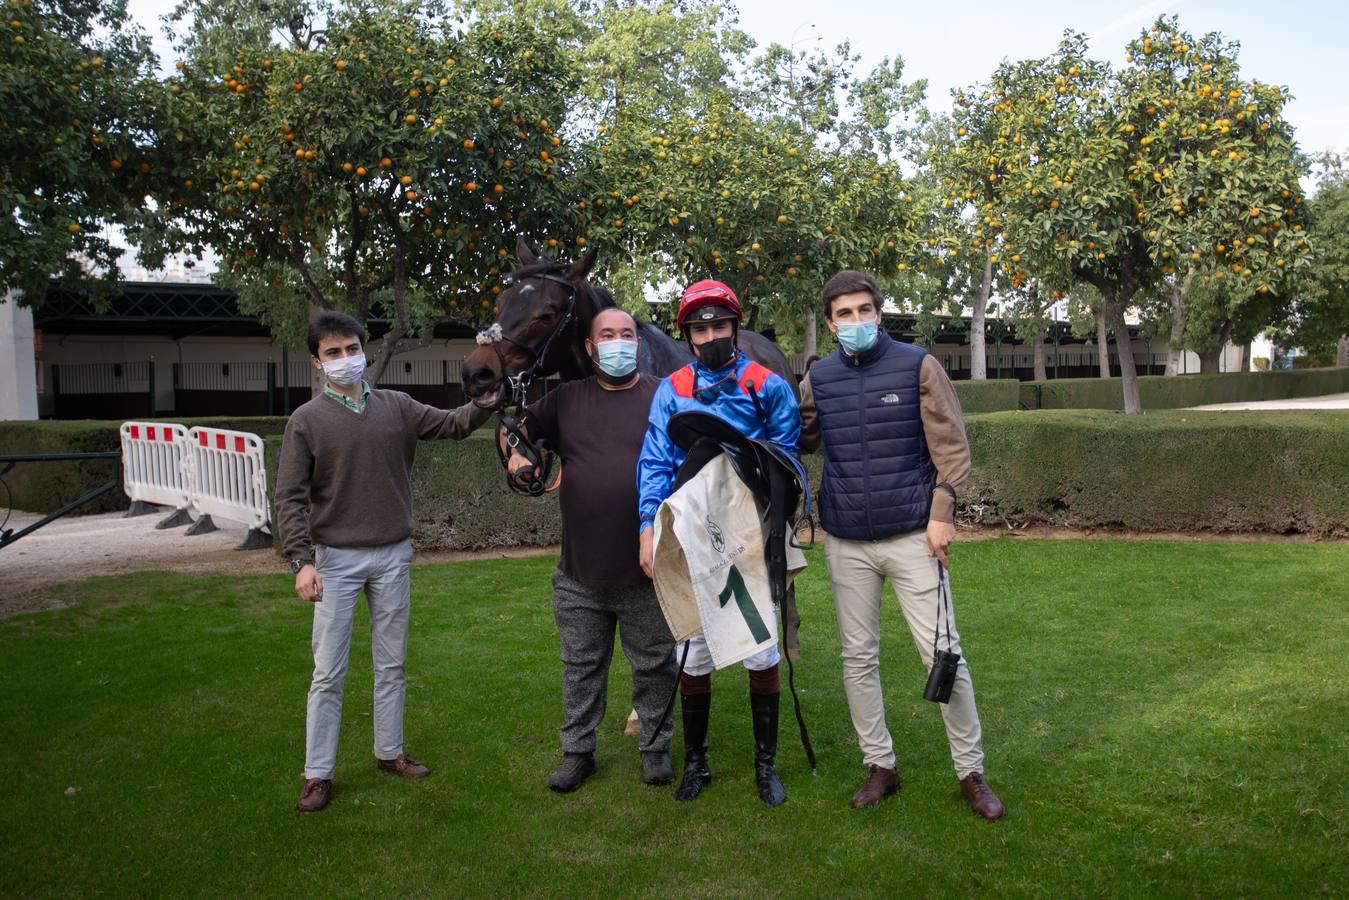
[516,236,539,267]
[566,248,598,283]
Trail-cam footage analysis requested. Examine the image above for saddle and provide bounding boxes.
[668,411,810,619]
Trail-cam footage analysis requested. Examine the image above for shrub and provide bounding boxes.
[1033,368,1349,410]
[962,410,1349,537]
[0,417,289,515]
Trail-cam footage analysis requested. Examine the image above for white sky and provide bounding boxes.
[730,0,1347,158]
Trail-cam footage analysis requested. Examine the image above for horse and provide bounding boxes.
[459,238,799,402]
[461,238,805,740]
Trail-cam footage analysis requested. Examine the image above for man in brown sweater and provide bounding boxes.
[799,270,1004,819]
[276,310,495,813]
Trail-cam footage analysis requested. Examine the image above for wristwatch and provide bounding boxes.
[289,558,313,575]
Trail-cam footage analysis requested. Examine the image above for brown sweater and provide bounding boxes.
[798,354,971,524]
[276,388,493,560]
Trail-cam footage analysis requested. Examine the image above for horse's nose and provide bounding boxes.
[461,359,500,397]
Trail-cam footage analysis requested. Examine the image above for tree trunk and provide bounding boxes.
[1164,285,1186,376]
[1240,342,1252,373]
[1032,333,1048,382]
[308,301,325,399]
[970,254,992,380]
[1197,320,1233,374]
[803,308,817,360]
[1095,305,1111,377]
[1337,335,1348,367]
[1110,302,1142,414]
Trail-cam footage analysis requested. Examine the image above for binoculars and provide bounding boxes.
[923,649,961,704]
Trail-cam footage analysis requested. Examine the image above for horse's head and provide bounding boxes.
[461,237,599,399]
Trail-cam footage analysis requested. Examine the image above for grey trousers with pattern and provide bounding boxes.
[551,569,677,754]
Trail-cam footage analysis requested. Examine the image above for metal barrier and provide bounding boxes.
[119,422,194,528]
[185,426,272,549]
[0,452,122,550]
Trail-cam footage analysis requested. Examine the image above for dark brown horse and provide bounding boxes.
[460,238,798,400]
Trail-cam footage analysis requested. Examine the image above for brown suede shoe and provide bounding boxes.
[959,772,1005,820]
[377,753,430,778]
[851,764,901,808]
[296,778,331,813]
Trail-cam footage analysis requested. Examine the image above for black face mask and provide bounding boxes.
[694,336,736,371]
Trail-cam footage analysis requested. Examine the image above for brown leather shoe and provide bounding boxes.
[296,778,331,813]
[959,772,1005,820]
[851,764,901,808]
[377,753,430,778]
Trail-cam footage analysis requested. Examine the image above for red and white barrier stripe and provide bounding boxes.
[186,426,269,531]
[119,422,192,512]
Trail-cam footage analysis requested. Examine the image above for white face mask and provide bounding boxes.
[321,354,366,387]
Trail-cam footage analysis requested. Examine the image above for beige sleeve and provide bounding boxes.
[919,355,971,524]
[797,371,822,453]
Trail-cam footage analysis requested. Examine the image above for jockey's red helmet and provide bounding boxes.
[677,279,742,332]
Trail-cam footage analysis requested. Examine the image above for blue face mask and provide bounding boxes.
[835,319,879,354]
[594,338,638,378]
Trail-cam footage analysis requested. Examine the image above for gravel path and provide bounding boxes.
[1188,391,1349,411]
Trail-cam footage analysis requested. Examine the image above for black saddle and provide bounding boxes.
[668,411,810,609]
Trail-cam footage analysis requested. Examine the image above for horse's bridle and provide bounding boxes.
[475,268,581,496]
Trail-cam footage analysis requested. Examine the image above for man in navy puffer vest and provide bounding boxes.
[800,270,1005,820]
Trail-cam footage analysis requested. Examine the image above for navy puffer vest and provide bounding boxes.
[811,331,934,540]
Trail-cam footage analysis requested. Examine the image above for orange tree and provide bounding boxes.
[1282,153,1348,366]
[134,0,588,382]
[582,37,928,354]
[0,0,159,302]
[946,21,1309,411]
[931,90,1030,380]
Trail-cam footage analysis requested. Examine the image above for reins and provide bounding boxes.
[475,267,581,496]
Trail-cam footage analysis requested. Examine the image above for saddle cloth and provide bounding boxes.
[652,453,807,669]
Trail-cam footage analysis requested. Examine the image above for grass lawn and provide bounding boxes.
[1,538,1346,897]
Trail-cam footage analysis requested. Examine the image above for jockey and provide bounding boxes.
[636,278,801,807]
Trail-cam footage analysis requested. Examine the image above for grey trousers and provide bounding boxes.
[552,569,677,754]
[304,538,414,780]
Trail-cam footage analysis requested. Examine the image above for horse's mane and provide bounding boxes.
[507,256,616,310]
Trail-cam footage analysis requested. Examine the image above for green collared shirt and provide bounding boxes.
[323,380,371,413]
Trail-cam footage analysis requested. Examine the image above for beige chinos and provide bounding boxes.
[824,529,985,779]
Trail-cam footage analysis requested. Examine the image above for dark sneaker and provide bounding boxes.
[548,752,596,793]
[851,765,901,808]
[377,753,431,778]
[642,751,674,786]
[959,772,1006,820]
[296,778,332,813]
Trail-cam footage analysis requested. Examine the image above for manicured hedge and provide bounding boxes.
[953,379,1020,413]
[263,433,560,553]
[0,417,290,515]
[11,405,1349,542]
[1032,367,1349,411]
[962,410,1349,537]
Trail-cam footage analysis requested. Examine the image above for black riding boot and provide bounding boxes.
[676,692,712,802]
[751,691,787,807]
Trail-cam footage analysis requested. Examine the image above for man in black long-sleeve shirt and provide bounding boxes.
[506,308,677,793]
